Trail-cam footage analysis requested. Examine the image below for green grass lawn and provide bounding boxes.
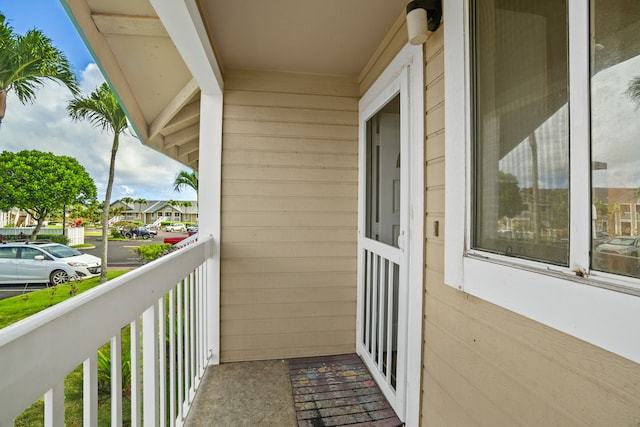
[1,271,132,426]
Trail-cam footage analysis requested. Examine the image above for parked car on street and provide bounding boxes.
[594,236,640,274]
[118,226,155,239]
[0,242,102,285]
[165,223,186,232]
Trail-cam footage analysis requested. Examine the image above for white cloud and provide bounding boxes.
[0,63,197,203]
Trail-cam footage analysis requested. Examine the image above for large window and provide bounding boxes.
[445,0,640,363]
[472,0,569,265]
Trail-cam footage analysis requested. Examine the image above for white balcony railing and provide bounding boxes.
[0,235,216,426]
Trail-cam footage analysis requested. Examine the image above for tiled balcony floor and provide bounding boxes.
[185,359,297,426]
[185,355,403,427]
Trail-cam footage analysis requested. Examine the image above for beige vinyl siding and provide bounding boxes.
[220,70,359,362]
[421,26,640,426]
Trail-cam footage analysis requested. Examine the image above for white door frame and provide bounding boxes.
[356,43,424,425]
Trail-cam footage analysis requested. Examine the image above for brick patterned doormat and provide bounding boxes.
[289,354,403,427]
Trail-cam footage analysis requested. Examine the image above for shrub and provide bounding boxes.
[131,243,174,263]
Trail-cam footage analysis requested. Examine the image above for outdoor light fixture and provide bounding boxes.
[406,0,442,44]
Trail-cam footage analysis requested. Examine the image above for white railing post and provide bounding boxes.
[111,334,123,427]
[143,305,159,426]
[158,297,167,427]
[131,319,141,427]
[44,381,64,427]
[83,355,98,427]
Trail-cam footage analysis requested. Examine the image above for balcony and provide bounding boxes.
[0,235,400,426]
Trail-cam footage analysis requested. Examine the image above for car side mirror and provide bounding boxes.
[34,255,45,261]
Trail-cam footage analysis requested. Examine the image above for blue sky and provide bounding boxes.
[0,1,197,203]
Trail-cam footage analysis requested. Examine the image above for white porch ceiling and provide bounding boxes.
[63,0,408,169]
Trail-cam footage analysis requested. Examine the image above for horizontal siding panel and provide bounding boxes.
[422,369,479,427]
[426,75,445,112]
[223,134,356,154]
[426,103,445,136]
[424,322,556,426]
[221,70,358,362]
[425,28,444,61]
[222,287,355,306]
[222,150,357,169]
[224,105,357,126]
[222,196,356,213]
[426,49,444,86]
[225,90,357,111]
[222,181,356,198]
[221,257,355,275]
[221,272,356,289]
[426,157,445,188]
[222,228,356,244]
[221,345,355,363]
[426,295,639,426]
[224,119,356,140]
[222,316,355,336]
[222,301,355,320]
[222,212,356,228]
[224,69,359,97]
[222,166,357,183]
[221,242,356,259]
[426,132,445,162]
[426,240,445,275]
[426,187,445,215]
[223,330,354,352]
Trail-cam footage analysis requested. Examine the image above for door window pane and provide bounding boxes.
[365,95,401,248]
[472,0,569,265]
[591,0,640,277]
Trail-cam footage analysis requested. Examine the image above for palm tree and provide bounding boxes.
[173,170,198,193]
[67,82,130,283]
[0,13,78,126]
[627,76,640,109]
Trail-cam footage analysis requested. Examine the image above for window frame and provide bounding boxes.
[444,0,640,363]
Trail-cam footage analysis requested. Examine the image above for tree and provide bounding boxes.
[67,82,130,282]
[173,170,198,193]
[0,150,96,240]
[626,76,640,109]
[498,171,523,220]
[0,13,78,126]
[119,196,134,221]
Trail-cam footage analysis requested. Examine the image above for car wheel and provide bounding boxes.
[50,270,70,286]
[125,232,133,238]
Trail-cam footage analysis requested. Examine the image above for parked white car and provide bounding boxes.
[165,223,186,232]
[0,242,102,285]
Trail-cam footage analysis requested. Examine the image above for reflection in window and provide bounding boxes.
[591,0,640,278]
[472,0,569,265]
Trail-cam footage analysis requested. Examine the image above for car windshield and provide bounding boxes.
[41,244,82,258]
[608,238,636,246]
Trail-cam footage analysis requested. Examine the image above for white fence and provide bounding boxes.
[0,227,85,246]
[0,235,216,426]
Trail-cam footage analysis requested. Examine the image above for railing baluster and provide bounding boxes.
[169,288,177,427]
[176,280,184,423]
[143,305,159,426]
[365,250,372,351]
[386,262,395,386]
[371,254,379,363]
[378,259,387,370]
[189,271,196,401]
[111,334,123,427]
[158,297,167,427]
[44,381,64,427]
[83,354,98,427]
[131,318,141,427]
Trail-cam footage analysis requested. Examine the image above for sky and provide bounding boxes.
[0,0,197,203]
